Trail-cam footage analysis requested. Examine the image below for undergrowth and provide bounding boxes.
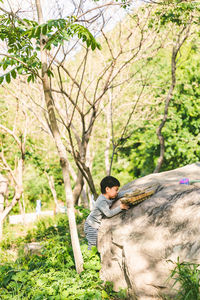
[168,258,200,300]
[0,209,127,299]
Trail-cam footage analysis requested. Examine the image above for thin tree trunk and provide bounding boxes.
[22,194,26,216]
[68,162,85,207]
[35,0,83,273]
[0,135,24,238]
[0,191,5,240]
[73,169,84,205]
[153,59,176,173]
[0,163,24,239]
[154,26,190,173]
[17,157,25,223]
[18,200,25,224]
[81,184,89,208]
[71,148,98,199]
[0,220,3,240]
[0,186,23,232]
[43,45,83,275]
[67,127,98,199]
[105,91,112,175]
[45,172,59,213]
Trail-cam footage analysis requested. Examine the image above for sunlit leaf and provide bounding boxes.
[11,69,16,79]
[5,73,11,83]
[0,76,4,84]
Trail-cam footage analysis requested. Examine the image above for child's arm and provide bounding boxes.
[99,200,129,218]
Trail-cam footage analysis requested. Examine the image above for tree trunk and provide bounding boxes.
[0,192,4,240]
[17,157,25,223]
[73,169,84,205]
[153,26,190,173]
[0,185,23,237]
[80,185,89,208]
[0,193,4,214]
[0,220,3,240]
[35,0,83,273]
[45,172,59,213]
[68,127,98,200]
[0,143,24,239]
[105,91,112,175]
[42,50,83,275]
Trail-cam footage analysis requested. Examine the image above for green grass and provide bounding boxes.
[168,258,200,300]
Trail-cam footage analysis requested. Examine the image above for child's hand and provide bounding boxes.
[120,203,130,210]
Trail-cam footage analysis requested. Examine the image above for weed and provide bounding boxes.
[168,258,200,300]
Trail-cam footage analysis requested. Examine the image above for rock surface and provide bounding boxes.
[24,242,43,255]
[98,163,200,300]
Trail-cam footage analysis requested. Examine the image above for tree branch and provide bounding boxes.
[0,53,42,80]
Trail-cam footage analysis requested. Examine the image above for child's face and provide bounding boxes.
[105,186,119,199]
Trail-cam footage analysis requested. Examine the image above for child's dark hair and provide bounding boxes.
[100,176,120,194]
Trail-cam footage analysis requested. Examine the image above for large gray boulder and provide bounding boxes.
[98,163,200,300]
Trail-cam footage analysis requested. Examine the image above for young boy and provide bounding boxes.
[84,176,129,250]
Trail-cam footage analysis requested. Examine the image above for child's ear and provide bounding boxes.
[105,187,110,193]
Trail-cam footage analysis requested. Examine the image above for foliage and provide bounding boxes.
[0,10,101,84]
[0,214,128,299]
[24,137,66,208]
[112,35,200,178]
[75,205,90,224]
[149,1,200,28]
[168,258,200,300]
[24,170,50,206]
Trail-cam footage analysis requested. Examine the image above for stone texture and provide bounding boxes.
[24,242,43,255]
[98,163,200,299]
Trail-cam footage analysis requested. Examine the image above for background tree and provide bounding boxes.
[51,5,167,198]
[0,0,132,273]
[113,5,200,178]
[0,96,28,239]
[151,0,199,172]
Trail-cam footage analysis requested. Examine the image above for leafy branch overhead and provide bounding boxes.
[149,1,200,28]
[0,14,101,84]
[26,18,102,51]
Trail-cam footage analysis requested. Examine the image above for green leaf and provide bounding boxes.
[5,73,11,84]
[27,75,32,82]
[35,26,41,38]
[42,24,48,35]
[101,290,109,299]
[11,69,16,79]
[47,69,54,77]
[91,42,95,51]
[3,62,8,71]
[0,76,4,84]
[97,43,101,50]
[86,39,91,48]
